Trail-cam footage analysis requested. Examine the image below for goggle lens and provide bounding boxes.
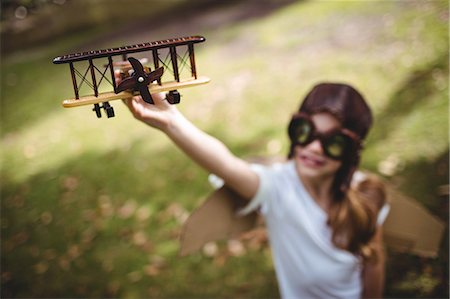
[289,114,358,160]
[324,135,347,159]
[293,119,312,144]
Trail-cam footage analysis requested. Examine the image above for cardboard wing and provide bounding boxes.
[180,170,445,258]
[179,187,257,256]
[383,184,445,258]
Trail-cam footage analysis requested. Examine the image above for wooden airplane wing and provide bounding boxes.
[61,76,210,108]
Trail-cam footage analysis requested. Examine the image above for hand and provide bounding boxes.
[114,70,179,131]
[123,93,179,131]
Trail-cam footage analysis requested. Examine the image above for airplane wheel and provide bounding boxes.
[93,104,102,118]
[166,90,181,104]
[106,106,115,118]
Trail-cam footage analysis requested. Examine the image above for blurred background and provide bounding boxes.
[1,0,448,298]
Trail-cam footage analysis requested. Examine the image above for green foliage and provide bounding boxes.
[1,0,448,298]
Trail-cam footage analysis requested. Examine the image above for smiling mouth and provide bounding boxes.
[298,153,326,168]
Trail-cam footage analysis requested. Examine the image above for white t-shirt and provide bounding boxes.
[238,160,388,299]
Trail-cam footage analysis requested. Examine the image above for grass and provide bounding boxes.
[1,0,449,298]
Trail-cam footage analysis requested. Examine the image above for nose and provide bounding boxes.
[305,139,324,154]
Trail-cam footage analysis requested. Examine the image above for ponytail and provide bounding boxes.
[328,174,386,261]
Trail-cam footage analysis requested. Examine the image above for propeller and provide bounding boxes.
[116,57,164,104]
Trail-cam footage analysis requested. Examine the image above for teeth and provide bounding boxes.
[301,155,324,165]
[309,158,321,164]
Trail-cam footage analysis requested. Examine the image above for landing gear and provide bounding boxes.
[92,102,115,118]
[91,90,180,119]
[166,90,181,104]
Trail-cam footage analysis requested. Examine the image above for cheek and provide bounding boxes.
[293,146,306,159]
[327,159,342,172]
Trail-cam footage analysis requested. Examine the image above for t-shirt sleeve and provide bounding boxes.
[237,164,273,216]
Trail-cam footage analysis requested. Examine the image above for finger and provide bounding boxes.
[126,96,149,118]
[122,97,133,109]
[151,92,168,105]
[123,95,143,111]
[114,70,122,85]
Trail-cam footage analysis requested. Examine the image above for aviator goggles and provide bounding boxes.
[288,113,362,161]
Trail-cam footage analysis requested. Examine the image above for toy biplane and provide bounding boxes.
[53,35,209,118]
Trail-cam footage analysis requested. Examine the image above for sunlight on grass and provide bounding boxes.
[1,103,172,184]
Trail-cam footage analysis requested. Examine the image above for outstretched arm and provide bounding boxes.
[124,93,259,199]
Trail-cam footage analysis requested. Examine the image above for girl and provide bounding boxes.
[124,82,388,298]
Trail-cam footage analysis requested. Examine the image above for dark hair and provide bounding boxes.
[288,82,373,200]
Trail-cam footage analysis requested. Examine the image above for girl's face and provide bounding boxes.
[293,112,343,180]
